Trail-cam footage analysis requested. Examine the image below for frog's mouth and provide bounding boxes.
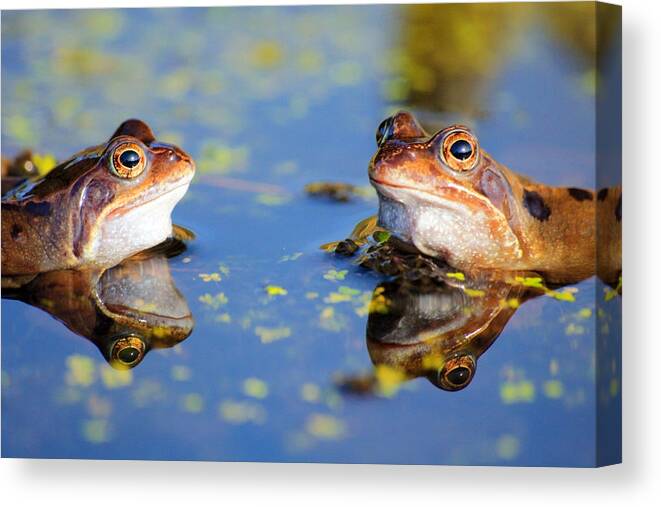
[108,176,193,219]
[370,178,522,267]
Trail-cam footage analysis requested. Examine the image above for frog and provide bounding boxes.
[2,252,193,369]
[1,119,195,279]
[368,111,621,285]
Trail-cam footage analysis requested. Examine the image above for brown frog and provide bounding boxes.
[2,119,195,278]
[368,111,621,285]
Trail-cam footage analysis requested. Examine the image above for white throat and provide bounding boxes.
[90,184,190,267]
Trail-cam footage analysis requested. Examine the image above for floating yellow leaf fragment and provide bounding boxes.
[374,364,407,397]
[499,298,520,309]
[82,419,110,444]
[306,414,346,440]
[265,285,288,296]
[181,393,204,413]
[496,434,520,460]
[549,359,559,376]
[323,269,348,281]
[515,276,545,288]
[198,144,248,175]
[198,292,228,309]
[251,40,284,68]
[565,323,585,336]
[100,366,132,389]
[446,272,466,281]
[171,365,192,382]
[32,153,57,175]
[305,292,319,300]
[243,377,269,399]
[280,252,303,262]
[610,378,619,397]
[324,292,352,304]
[578,307,592,318]
[500,380,535,404]
[255,326,291,344]
[256,193,291,206]
[6,114,36,145]
[543,380,564,399]
[324,285,361,304]
[65,355,95,387]
[301,383,321,402]
[218,400,266,424]
[199,272,221,282]
[546,289,576,302]
[463,288,485,298]
[215,313,232,324]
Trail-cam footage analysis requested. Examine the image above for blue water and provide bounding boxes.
[1,5,620,466]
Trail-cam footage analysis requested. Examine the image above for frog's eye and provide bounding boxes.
[111,142,146,179]
[376,117,394,146]
[110,335,146,369]
[436,354,476,391]
[441,130,479,172]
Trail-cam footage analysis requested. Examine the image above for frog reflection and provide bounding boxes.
[3,253,193,369]
[338,272,540,393]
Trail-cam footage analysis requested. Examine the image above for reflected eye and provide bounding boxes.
[376,117,394,146]
[441,130,479,172]
[110,335,146,369]
[111,142,146,178]
[436,354,476,391]
[445,366,471,387]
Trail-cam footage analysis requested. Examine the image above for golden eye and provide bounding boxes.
[111,142,146,178]
[110,335,146,369]
[439,354,476,391]
[441,130,479,172]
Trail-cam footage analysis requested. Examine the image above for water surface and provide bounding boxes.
[1,4,620,466]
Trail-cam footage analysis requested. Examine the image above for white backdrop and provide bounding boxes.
[1,0,659,505]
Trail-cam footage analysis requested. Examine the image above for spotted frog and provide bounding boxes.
[368,111,621,284]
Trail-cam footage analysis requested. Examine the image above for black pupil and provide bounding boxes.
[446,366,470,386]
[119,149,140,168]
[376,118,394,145]
[117,346,140,364]
[450,140,472,160]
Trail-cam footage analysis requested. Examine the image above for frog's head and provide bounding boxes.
[366,276,524,392]
[23,119,195,267]
[368,111,522,268]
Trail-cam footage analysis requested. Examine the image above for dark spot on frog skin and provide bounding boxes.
[24,201,51,216]
[523,189,551,221]
[597,188,609,201]
[10,224,22,240]
[568,187,593,202]
[615,194,621,222]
